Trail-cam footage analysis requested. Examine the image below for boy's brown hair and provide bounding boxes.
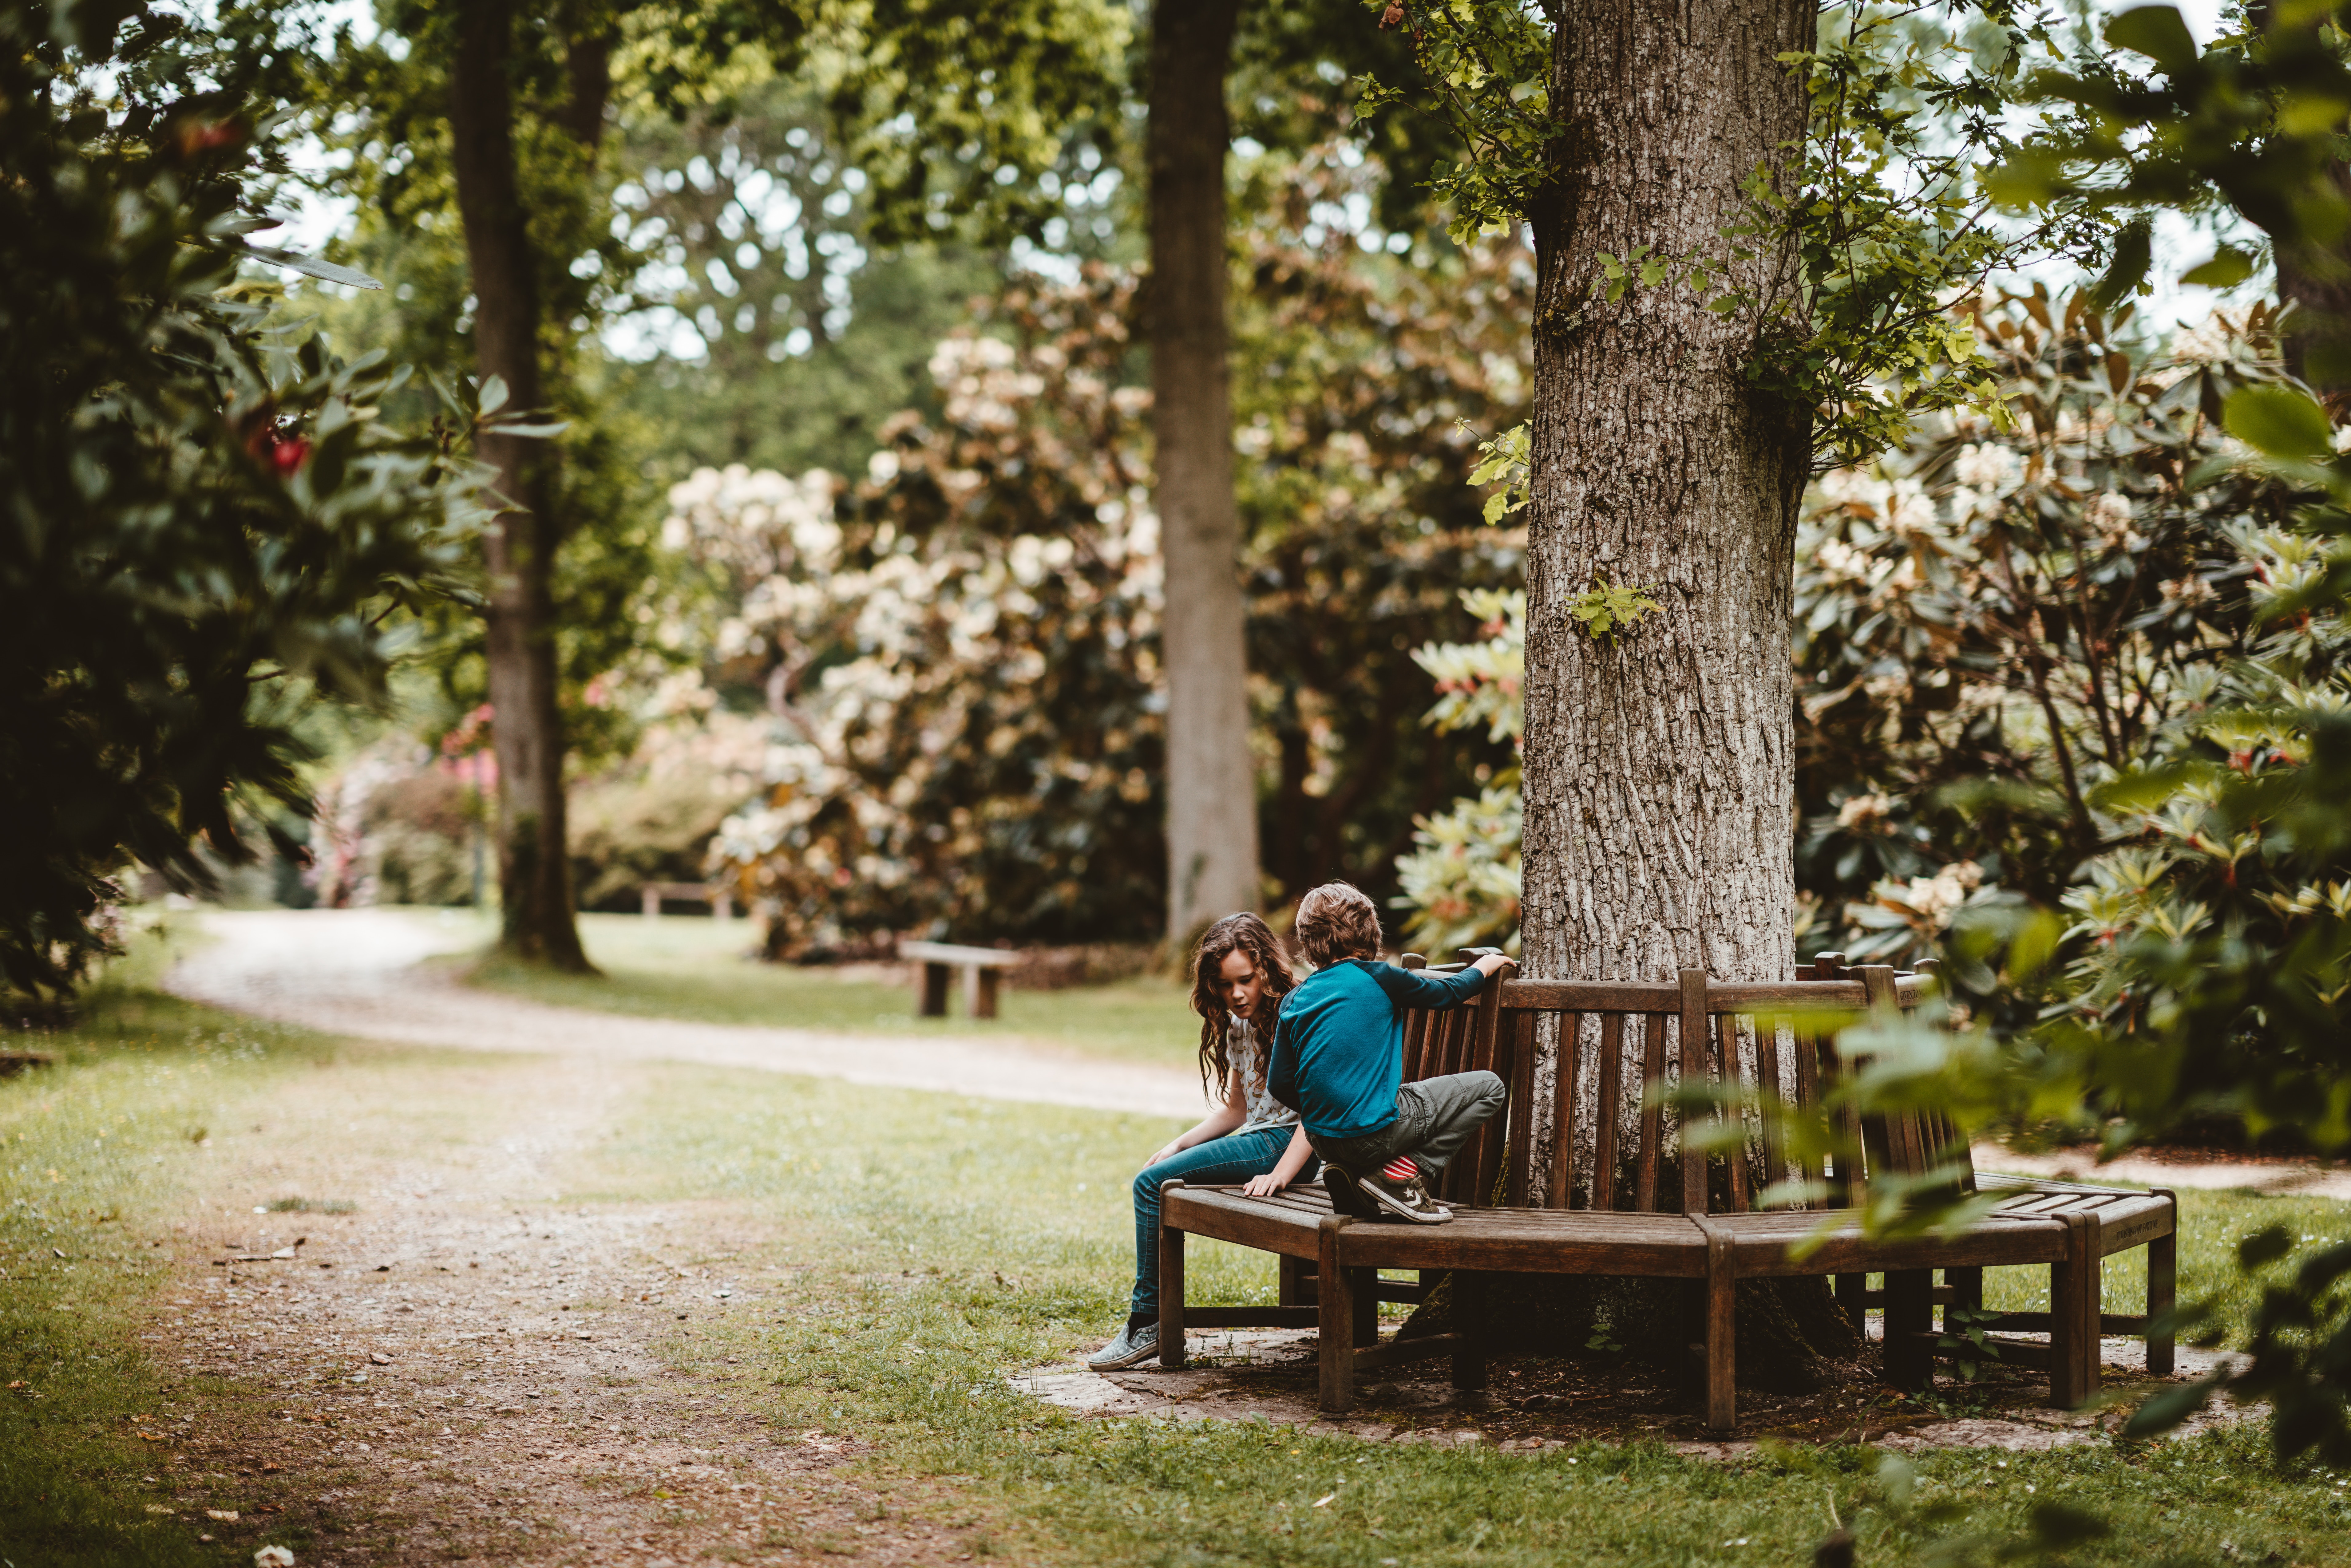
[1293,881,1382,968]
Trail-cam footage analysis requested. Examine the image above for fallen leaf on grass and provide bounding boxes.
[1313,1493,1336,1509]
[368,1352,392,1365]
[206,1509,240,1522]
[144,1504,175,1515]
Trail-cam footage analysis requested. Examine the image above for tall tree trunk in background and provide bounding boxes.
[448,0,592,971]
[2278,166,2351,398]
[1149,0,1260,943]
[1520,0,1813,1185]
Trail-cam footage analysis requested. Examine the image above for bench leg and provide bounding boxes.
[1835,1272,1867,1338]
[1280,1254,1309,1308]
[1885,1270,1933,1392]
[1451,1270,1488,1391]
[2148,1189,2176,1377]
[2050,1210,2100,1408]
[1948,1265,1983,1315]
[1158,1199,1187,1369]
[974,966,1001,1019]
[1318,1218,1355,1411]
[920,962,950,1017]
[1698,1222,1737,1432]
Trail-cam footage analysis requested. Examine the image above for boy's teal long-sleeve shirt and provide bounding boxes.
[1266,959,1490,1140]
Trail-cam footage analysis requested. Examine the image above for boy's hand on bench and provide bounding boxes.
[1470,952,1511,978]
[1239,1173,1289,1198]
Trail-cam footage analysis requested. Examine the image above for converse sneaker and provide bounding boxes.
[1356,1165,1453,1224]
[1087,1320,1162,1370]
[1320,1163,1380,1218]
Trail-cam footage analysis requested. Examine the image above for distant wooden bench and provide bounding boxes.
[1157,954,2176,1431]
[899,940,1021,1020]
[639,881,734,920]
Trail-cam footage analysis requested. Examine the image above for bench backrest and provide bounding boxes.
[1394,952,1951,1214]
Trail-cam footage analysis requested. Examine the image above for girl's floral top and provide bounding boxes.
[1230,1015,1298,1135]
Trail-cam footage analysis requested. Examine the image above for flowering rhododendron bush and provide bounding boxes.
[1394,289,2344,978]
[1791,289,2314,966]
[684,180,1523,957]
[682,271,1167,955]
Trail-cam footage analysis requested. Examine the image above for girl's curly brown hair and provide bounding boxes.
[1188,913,1297,1100]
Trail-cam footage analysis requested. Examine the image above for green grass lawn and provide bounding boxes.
[0,983,346,1564]
[8,963,2351,1566]
[584,1065,2351,1568]
[461,911,1204,1069]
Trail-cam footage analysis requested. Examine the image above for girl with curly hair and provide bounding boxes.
[1088,912,1316,1369]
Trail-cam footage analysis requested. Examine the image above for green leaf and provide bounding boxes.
[2180,248,2256,288]
[2121,1376,2221,1439]
[2091,218,2151,311]
[2224,385,2333,463]
[239,243,382,290]
[2090,762,2200,814]
[477,375,511,418]
[2103,6,2198,74]
[2240,1223,2294,1270]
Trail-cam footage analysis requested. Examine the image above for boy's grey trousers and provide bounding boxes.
[1304,1069,1506,1184]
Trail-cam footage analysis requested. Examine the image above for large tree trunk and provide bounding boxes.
[448,0,592,971]
[1522,0,1812,1041]
[1455,0,1853,1391]
[1148,0,1261,942]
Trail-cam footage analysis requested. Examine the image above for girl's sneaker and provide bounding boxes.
[1087,1321,1162,1369]
[1356,1167,1452,1224]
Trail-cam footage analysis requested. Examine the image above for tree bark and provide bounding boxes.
[1521,0,1812,1022]
[1149,0,1260,942]
[1473,0,1852,1392]
[2277,165,2351,399]
[1515,0,1813,1209]
[448,0,592,970]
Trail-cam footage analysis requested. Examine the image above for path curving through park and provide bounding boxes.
[164,907,1204,1121]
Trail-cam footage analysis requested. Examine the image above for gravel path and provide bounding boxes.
[165,908,1200,1120]
[138,1048,988,1566]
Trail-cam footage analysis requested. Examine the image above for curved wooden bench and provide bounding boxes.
[1157,956,2176,1430]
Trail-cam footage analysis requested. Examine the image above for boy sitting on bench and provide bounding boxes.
[1267,882,1510,1224]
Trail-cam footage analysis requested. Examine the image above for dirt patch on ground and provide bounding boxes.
[1020,1327,2252,1460]
[131,1053,990,1566]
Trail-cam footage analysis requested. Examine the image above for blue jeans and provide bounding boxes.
[1126,1126,1312,1318]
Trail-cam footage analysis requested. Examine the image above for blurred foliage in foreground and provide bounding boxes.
[0,1,493,995]
[1805,0,2351,1481]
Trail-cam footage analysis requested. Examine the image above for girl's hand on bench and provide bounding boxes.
[1240,1173,1288,1198]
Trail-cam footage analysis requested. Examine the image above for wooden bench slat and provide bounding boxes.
[1504,1008,1538,1207]
[1636,1011,1667,1211]
[1720,1012,1749,1213]
[1551,1011,1586,1211]
[1680,971,1712,1216]
[1470,993,1511,1207]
